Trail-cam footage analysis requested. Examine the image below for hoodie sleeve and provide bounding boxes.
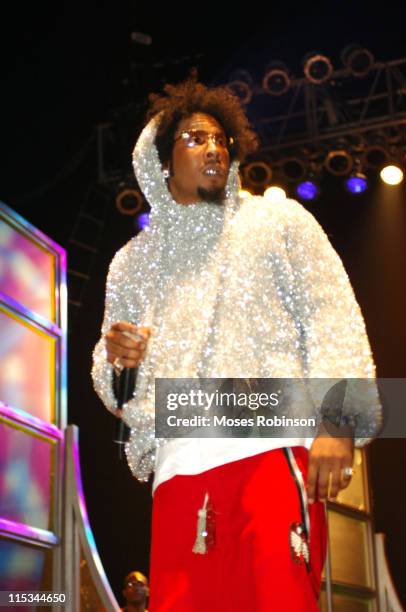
[91,241,133,414]
[281,199,382,446]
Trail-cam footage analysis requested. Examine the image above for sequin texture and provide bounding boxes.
[91,115,382,482]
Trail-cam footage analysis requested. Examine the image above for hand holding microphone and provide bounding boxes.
[105,321,151,457]
[105,321,150,374]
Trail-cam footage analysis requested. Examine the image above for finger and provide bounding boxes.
[123,327,150,344]
[121,330,143,342]
[106,332,144,351]
[339,477,352,491]
[316,462,332,502]
[110,321,137,333]
[120,355,142,368]
[339,464,354,491]
[108,353,141,369]
[121,335,146,350]
[110,322,151,339]
[105,328,131,343]
[107,345,145,366]
[121,334,147,352]
[306,457,319,504]
[134,326,151,341]
[328,460,342,500]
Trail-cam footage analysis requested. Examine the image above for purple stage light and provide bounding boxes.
[345,173,368,194]
[137,212,150,230]
[296,181,319,201]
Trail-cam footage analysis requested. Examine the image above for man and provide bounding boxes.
[121,571,149,612]
[92,79,381,611]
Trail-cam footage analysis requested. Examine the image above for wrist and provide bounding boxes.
[320,417,354,439]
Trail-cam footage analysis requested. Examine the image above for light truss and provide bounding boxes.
[250,58,406,154]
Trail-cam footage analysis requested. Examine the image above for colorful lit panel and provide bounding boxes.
[0,218,55,322]
[0,538,53,591]
[328,511,373,588]
[0,420,55,531]
[0,308,55,422]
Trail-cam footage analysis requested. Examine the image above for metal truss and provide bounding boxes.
[249,58,406,156]
[95,57,406,185]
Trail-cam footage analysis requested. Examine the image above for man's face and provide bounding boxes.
[166,112,231,205]
[123,575,149,604]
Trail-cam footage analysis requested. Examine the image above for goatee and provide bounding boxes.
[197,186,226,205]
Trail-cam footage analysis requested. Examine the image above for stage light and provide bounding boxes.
[383,126,402,144]
[280,158,306,182]
[264,186,287,203]
[303,53,333,84]
[345,172,368,194]
[296,180,319,201]
[362,145,389,170]
[227,70,253,105]
[341,44,374,77]
[380,165,404,186]
[131,31,152,46]
[243,161,272,188]
[115,185,143,215]
[324,149,353,176]
[137,212,150,230]
[262,62,291,96]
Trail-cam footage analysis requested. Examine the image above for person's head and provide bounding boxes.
[146,77,258,205]
[122,571,149,606]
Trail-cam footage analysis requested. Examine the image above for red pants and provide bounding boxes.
[149,447,327,611]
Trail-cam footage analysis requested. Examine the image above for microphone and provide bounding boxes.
[114,366,137,459]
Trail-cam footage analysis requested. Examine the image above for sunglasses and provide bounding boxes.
[175,129,234,150]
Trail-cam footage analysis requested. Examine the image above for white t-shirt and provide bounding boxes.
[152,437,314,494]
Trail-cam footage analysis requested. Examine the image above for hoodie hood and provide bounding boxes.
[132,113,241,228]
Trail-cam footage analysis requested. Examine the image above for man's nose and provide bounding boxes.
[204,138,221,160]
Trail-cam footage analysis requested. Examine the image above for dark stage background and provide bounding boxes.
[1,1,405,606]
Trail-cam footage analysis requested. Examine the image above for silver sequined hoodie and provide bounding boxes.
[92,115,382,481]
